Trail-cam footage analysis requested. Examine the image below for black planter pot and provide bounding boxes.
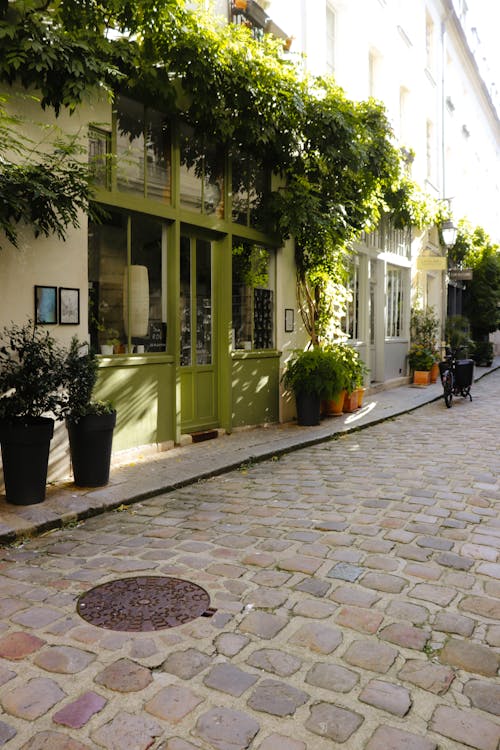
[295,391,321,426]
[0,417,54,505]
[67,411,116,487]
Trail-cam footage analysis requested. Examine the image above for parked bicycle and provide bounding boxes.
[438,348,474,408]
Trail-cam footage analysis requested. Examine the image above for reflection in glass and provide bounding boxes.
[231,151,267,229]
[146,109,171,201]
[180,124,224,216]
[180,236,192,366]
[131,216,165,351]
[196,240,212,365]
[116,97,145,195]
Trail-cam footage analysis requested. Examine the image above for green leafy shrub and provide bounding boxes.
[408,344,435,372]
[325,343,368,394]
[63,337,114,422]
[282,348,344,399]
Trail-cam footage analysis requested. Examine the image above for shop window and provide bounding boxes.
[180,236,212,366]
[386,267,404,338]
[88,127,111,188]
[232,241,274,350]
[89,211,166,354]
[231,151,268,229]
[115,96,171,201]
[179,124,224,216]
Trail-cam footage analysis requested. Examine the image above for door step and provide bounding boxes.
[190,429,219,444]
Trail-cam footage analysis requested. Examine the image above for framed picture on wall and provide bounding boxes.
[59,287,80,325]
[35,285,57,325]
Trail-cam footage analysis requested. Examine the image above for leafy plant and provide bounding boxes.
[62,337,114,421]
[326,343,368,394]
[410,307,440,364]
[445,315,472,356]
[282,348,345,399]
[0,320,66,421]
[408,344,435,372]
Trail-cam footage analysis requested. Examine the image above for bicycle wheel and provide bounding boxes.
[443,372,453,408]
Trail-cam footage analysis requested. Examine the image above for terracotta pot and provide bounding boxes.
[356,387,366,408]
[343,391,359,413]
[430,362,439,383]
[413,370,431,385]
[324,390,346,416]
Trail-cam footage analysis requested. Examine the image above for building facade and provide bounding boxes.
[1,0,498,488]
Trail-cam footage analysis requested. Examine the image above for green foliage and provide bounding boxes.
[0,103,101,248]
[471,340,493,366]
[448,221,500,339]
[407,344,435,372]
[282,348,345,399]
[409,307,440,372]
[325,342,368,394]
[232,243,269,288]
[0,320,66,420]
[63,337,113,421]
[445,315,472,355]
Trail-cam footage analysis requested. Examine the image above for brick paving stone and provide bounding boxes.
[326,562,364,581]
[404,562,442,580]
[305,702,363,742]
[397,545,432,561]
[195,707,259,750]
[288,622,342,654]
[342,639,398,673]
[0,721,16,746]
[293,599,336,618]
[10,606,62,627]
[305,662,359,693]
[239,611,288,639]
[19,731,92,749]
[477,562,500,579]
[361,572,407,593]
[94,658,153,691]
[365,725,437,750]
[464,679,500,716]
[0,631,46,660]
[34,645,96,674]
[158,740,201,750]
[314,520,348,531]
[52,691,107,729]
[129,638,158,659]
[430,705,500,750]
[359,538,395,553]
[1,676,66,719]
[246,648,302,677]
[145,684,204,723]
[385,530,416,543]
[294,578,330,597]
[433,611,475,636]
[258,734,306,750]
[335,605,384,634]
[0,666,16,687]
[240,552,275,567]
[330,585,380,608]
[251,570,292,587]
[331,548,364,563]
[439,637,500,676]
[461,543,498,562]
[386,600,429,624]
[486,625,500,647]
[0,598,28,617]
[162,648,211,679]
[91,711,163,750]
[215,633,249,657]
[409,583,456,606]
[204,663,258,696]
[359,678,412,716]
[207,562,247,578]
[379,623,429,650]
[243,588,288,609]
[247,678,309,716]
[435,551,474,570]
[364,554,399,571]
[397,659,455,694]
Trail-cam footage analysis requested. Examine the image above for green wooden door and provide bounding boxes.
[179,235,218,432]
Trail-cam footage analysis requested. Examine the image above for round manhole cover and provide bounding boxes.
[76,576,212,631]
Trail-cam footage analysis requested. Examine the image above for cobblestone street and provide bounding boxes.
[0,372,499,750]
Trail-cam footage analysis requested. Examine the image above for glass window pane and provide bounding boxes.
[232,241,274,350]
[180,124,203,212]
[116,96,145,195]
[196,239,212,365]
[88,212,128,354]
[146,109,171,202]
[88,127,110,188]
[130,215,166,352]
[180,236,192,366]
[231,151,267,228]
[203,143,224,217]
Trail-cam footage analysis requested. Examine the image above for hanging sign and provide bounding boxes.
[449,269,473,280]
[417,256,447,271]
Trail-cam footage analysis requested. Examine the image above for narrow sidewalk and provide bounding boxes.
[1,360,498,544]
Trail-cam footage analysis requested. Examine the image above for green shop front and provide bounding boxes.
[89,96,281,455]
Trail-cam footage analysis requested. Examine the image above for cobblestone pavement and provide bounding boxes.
[0,371,499,750]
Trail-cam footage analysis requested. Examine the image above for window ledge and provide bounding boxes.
[98,353,174,367]
[232,349,281,359]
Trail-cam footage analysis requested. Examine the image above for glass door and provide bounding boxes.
[179,235,217,432]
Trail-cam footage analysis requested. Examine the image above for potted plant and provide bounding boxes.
[0,321,66,505]
[408,344,435,385]
[282,348,340,426]
[63,337,116,487]
[321,344,349,416]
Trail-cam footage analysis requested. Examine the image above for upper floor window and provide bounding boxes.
[231,151,269,229]
[326,4,336,74]
[342,260,359,341]
[89,127,111,189]
[386,267,405,338]
[425,12,435,74]
[180,123,224,217]
[115,96,171,201]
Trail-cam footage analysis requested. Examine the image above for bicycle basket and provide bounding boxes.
[454,359,474,388]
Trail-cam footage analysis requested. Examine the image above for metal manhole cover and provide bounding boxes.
[76,576,213,631]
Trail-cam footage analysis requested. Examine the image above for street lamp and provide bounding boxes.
[441,219,457,249]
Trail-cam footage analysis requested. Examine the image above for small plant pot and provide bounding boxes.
[295,392,321,426]
[413,370,431,386]
[356,387,366,408]
[67,411,116,487]
[343,391,359,413]
[430,363,439,383]
[100,345,114,355]
[0,417,54,505]
[324,390,345,416]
